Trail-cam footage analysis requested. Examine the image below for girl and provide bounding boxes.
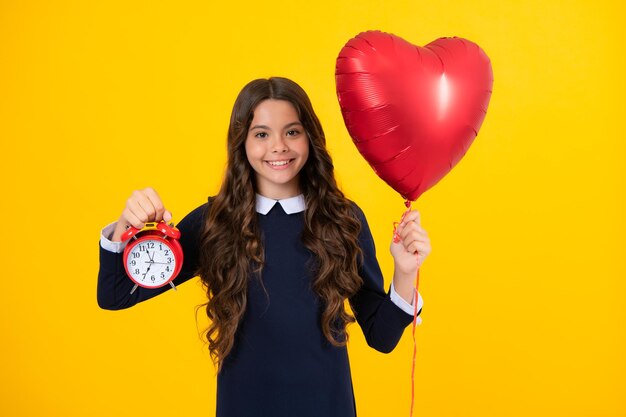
[98,77,431,417]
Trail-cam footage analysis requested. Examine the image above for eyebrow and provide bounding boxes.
[250,122,303,131]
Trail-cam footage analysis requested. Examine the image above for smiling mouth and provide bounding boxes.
[265,159,295,168]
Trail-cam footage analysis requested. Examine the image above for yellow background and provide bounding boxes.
[1,0,624,416]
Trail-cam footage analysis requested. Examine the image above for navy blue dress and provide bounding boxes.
[98,200,420,417]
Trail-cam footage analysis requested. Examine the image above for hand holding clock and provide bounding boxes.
[109,187,183,293]
[112,187,172,242]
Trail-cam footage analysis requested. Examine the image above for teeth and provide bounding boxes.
[268,160,290,166]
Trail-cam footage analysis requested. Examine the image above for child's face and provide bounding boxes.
[245,99,310,199]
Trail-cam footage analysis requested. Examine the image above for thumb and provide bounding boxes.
[163,210,173,223]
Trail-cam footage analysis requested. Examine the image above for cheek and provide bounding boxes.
[244,138,258,163]
[300,140,310,163]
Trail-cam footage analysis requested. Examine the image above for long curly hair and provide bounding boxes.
[196,77,363,373]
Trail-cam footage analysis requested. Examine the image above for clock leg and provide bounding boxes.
[169,282,177,291]
[130,284,138,295]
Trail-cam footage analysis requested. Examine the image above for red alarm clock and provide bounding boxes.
[120,221,184,295]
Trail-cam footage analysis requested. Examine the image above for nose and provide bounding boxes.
[271,136,288,153]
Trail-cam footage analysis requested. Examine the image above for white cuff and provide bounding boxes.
[390,280,423,325]
[100,222,128,253]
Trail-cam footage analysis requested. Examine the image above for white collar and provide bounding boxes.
[255,194,306,215]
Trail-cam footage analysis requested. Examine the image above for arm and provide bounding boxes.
[349,204,423,354]
[97,202,208,310]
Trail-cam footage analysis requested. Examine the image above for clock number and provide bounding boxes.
[134,268,140,274]
[132,252,140,259]
[167,257,172,263]
[147,242,155,249]
[161,272,165,279]
[130,260,136,266]
[164,250,169,256]
[139,245,146,252]
[151,275,156,282]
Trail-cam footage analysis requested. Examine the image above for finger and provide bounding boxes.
[135,188,161,222]
[404,240,419,254]
[414,241,431,256]
[403,236,431,255]
[397,215,421,237]
[399,210,421,226]
[398,222,423,241]
[405,243,426,258]
[143,187,166,222]
[137,199,157,222]
[163,210,172,223]
[409,228,429,243]
[127,193,152,223]
[122,208,146,230]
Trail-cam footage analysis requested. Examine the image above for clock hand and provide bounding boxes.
[142,263,152,279]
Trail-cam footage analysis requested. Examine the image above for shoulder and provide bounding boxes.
[176,197,213,229]
[345,199,367,224]
[342,199,375,245]
[343,199,377,244]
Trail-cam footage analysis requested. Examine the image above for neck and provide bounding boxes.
[257,191,302,200]
[256,184,302,200]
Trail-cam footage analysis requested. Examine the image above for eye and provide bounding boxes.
[286,129,301,137]
[254,131,268,139]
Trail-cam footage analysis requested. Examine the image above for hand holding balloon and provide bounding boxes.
[390,209,431,306]
[391,209,431,275]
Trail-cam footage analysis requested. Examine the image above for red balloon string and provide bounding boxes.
[392,200,421,417]
[410,269,420,417]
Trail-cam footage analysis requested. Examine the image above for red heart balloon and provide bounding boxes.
[335,31,493,201]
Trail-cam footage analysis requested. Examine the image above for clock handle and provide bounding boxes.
[157,221,181,240]
[120,225,141,242]
[119,221,180,242]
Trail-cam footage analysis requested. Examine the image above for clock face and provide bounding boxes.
[126,238,177,288]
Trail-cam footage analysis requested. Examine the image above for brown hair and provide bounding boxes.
[196,77,363,372]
